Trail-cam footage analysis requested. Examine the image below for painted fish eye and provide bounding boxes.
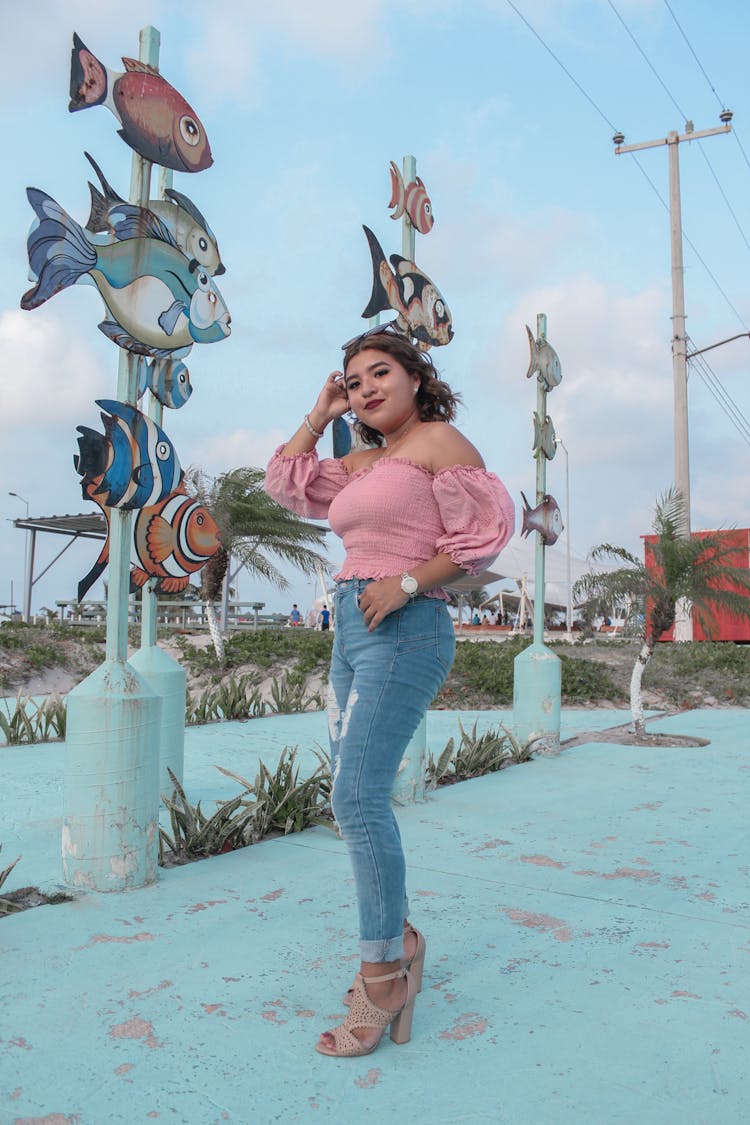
[208,292,217,305]
[196,514,204,526]
[198,237,208,252]
[178,372,187,385]
[196,272,210,292]
[424,203,432,215]
[435,300,445,318]
[156,441,171,461]
[179,116,201,147]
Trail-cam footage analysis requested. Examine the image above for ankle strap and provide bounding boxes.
[358,967,407,984]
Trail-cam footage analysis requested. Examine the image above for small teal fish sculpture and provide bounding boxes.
[74,399,182,511]
[21,188,230,357]
[137,357,192,410]
[361,225,452,350]
[526,325,562,389]
[532,413,557,461]
[520,491,564,547]
[69,33,212,173]
[77,481,221,601]
[84,152,225,276]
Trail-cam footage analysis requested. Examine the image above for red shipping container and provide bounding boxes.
[643,528,750,642]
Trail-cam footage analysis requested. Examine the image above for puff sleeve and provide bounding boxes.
[433,465,515,575]
[264,445,349,519]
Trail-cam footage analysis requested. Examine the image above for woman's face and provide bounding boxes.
[343,348,419,431]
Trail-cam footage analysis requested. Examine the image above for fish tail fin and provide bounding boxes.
[388,161,405,219]
[84,151,124,231]
[77,481,110,601]
[74,426,109,483]
[520,490,532,539]
[21,189,97,310]
[525,324,538,380]
[77,549,109,602]
[361,225,392,319]
[69,33,107,112]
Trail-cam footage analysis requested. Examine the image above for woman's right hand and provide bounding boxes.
[309,372,349,429]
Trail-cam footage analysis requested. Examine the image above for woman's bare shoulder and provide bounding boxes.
[424,422,486,472]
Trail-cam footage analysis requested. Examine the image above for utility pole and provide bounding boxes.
[613,113,732,535]
[613,113,732,642]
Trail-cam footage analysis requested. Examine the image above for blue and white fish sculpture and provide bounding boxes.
[526,325,562,389]
[532,413,557,461]
[83,152,225,276]
[21,188,231,357]
[74,399,182,510]
[137,356,192,410]
[361,225,453,350]
[520,491,563,547]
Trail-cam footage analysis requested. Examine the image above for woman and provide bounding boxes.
[265,327,514,1058]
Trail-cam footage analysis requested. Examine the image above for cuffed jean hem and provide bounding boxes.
[360,934,404,963]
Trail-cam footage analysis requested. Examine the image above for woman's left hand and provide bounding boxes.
[358,577,409,631]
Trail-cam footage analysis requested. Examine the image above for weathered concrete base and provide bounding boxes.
[129,644,187,789]
[513,640,562,754]
[63,659,161,892]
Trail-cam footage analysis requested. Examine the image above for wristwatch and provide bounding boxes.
[400,572,419,599]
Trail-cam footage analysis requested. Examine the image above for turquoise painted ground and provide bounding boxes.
[1,708,748,1123]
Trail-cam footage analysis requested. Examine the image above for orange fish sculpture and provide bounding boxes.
[78,480,221,601]
[388,162,434,234]
[69,33,213,173]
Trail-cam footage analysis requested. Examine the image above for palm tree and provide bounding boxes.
[187,467,330,661]
[573,489,750,736]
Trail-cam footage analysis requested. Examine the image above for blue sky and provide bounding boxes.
[1,0,749,618]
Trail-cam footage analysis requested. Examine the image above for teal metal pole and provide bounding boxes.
[129,161,187,790]
[393,153,428,803]
[62,27,162,892]
[513,313,562,756]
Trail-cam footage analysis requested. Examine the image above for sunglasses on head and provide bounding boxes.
[340,319,405,351]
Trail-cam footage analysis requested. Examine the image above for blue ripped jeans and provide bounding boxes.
[328,578,455,963]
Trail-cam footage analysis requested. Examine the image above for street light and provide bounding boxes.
[8,492,30,621]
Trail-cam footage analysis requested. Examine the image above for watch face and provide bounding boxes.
[401,574,418,595]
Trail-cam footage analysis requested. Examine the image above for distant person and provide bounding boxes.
[265,327,514,1059]
[481,613,489,625]
[472,610,480,625]
[318,604,331,630]
[289,603,301,627]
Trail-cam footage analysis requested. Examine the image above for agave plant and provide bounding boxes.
[0,847,22,915]
[426,721,537,788]
[0,693,66,745]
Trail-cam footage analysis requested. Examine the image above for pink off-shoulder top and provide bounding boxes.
[265,447,515,597]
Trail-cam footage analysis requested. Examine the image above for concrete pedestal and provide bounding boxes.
[513,642,562,756]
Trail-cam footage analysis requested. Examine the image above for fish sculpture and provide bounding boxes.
[388,162,434,234]
[532,412,557,461]
[21,188,231,357]
[361,225,453,350]
[526,325,562,389]
[77,482,221,601]
[520,491,564,547]
[83,152,225,276]
[74,399,182,511]
[137,356,192,410]
[69,33,213,173]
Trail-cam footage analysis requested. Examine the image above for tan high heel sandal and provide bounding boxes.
[342,923,426,1007]
[315,967,416,1058]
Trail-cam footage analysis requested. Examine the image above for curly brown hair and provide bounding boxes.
[342,331,461,447]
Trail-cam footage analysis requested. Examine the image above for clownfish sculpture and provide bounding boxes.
[388,162,434,234]
[520,492,564,547]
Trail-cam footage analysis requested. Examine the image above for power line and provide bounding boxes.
[687,338,750,447]
[662,0,724,111]
[607,0,686,120]
[505,0,749,331]
[503,0,619,133]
